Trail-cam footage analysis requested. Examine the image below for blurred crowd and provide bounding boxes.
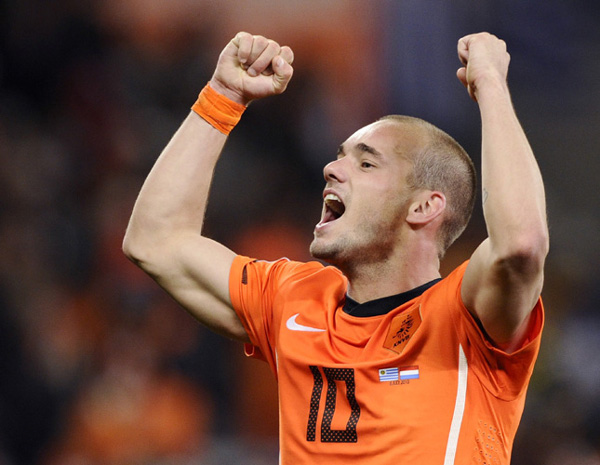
[0,1,599,464]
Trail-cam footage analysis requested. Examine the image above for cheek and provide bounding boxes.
[374,193,411,226]
[351,179,410,221]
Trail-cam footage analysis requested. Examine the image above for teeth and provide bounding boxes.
[324,193,345,216]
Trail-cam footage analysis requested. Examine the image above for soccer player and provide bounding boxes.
[123,31,548,463]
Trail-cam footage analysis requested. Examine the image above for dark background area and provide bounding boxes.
[1,1,599,463]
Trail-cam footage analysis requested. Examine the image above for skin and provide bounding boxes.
[123,32,548,353]
[309,120,446,302]
[457,33,548,350]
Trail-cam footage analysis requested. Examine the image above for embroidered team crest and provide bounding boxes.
[383,306,422,354]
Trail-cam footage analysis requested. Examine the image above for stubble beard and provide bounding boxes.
[309,236,345,265]
[309,221,398,273]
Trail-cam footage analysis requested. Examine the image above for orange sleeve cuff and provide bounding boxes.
[191,83,247,135]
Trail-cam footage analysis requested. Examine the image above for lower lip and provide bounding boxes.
[315,218,338,232]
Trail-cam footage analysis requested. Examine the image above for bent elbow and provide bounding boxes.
[521,227,550,265]
[122,230,155,271]
[122,240,144,273]
[496,229,549,277]
[122,239,137,264]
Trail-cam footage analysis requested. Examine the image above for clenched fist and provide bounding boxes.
[456,32,510,101]
[210,32,294,106]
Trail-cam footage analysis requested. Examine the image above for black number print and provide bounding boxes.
[306,366,361,443]
[307,366,323,442]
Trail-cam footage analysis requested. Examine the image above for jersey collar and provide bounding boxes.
[342,278,441,317]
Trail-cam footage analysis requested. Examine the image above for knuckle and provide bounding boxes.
[282,46,294,63]
[237,31,251,43]
[268,40,281,52]
[254,35,268,47]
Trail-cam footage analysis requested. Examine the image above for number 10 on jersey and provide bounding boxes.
[307,366,361,443]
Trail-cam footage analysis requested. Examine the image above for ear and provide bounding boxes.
[406,191,446,226]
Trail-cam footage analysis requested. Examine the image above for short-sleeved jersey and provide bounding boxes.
[229,255,544,464]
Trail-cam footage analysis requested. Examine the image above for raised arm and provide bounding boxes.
[123,32,294,341]
[457,33,549,351]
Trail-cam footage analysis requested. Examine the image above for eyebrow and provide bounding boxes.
[337,142,384,159]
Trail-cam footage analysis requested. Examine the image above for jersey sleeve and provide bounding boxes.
[446,261,544,401]
[228,255,312,374]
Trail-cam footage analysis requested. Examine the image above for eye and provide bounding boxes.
[361,160,375,169]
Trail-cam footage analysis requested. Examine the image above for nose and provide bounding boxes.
[323,158,347,183]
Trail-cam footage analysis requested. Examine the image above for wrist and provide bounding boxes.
[191,83,247,135]
[472,75,509,102]
[208,79,249,106]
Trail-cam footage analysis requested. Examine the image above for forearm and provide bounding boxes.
[478,81,548,259]
[459,32,548,346]
[125,30,293,261]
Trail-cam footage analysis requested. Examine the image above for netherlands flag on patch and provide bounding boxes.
[399,366,419,380]
[379,367,399,382]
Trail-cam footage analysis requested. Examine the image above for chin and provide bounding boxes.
[309,240,344,265]
[310,239,330,258]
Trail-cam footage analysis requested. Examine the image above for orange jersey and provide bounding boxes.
[229,256,544,464]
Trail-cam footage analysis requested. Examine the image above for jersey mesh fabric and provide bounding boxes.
[229,255,544,464]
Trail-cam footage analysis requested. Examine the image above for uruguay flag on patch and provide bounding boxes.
[399,366,420,380]
[379,367,399,382]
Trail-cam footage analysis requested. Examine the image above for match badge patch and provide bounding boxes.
[399,366,419,380]
[379,367,399,382]
[383,306,422,354]
[378,366,420,382]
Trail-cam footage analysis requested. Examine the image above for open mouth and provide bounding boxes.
[322,193,346,224]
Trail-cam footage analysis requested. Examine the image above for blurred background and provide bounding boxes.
[1,0,599,464]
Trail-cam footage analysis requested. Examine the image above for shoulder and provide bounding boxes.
[231,255,344,286]
[422,260,470,303]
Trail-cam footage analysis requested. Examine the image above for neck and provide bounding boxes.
[342,245,441,303]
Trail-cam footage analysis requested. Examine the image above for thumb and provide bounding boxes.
[456,67,476,101]
[456,67,467,88]
[271,56,293,94]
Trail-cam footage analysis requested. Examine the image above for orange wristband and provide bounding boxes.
[191,83,246,135]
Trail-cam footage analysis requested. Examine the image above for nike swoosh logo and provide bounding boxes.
[286,313,326,332]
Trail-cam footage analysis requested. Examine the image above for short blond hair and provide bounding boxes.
[379,115,477,258]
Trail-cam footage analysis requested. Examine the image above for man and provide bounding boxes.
[123,31,548,464]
